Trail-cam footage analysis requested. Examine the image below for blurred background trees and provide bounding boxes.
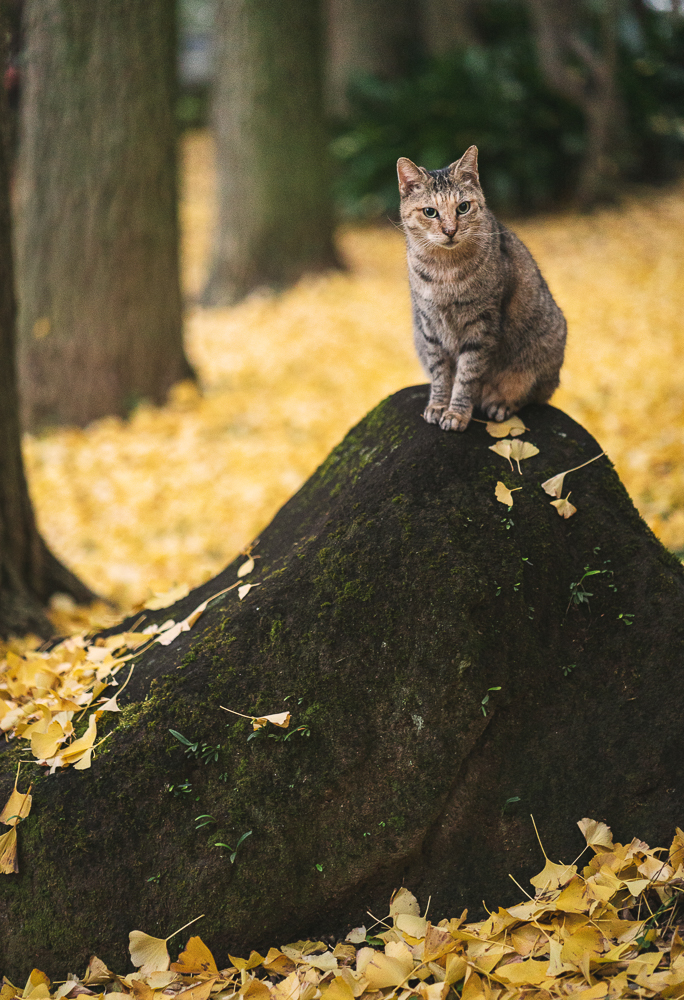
[202,0,339,306]
[0,0,683,429]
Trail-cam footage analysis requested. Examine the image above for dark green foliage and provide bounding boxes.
[332,1,684,216]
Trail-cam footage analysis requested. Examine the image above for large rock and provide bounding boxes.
[2,385,684,979]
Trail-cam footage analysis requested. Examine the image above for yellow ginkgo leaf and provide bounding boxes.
[129,932,171,975]
[237,582,261,601]
[31,720,67,761]
[495,481,522,506]
[551,494,577,518]
[542,453,605,497]
[390,886,420,919]
[0,772,32,827]
[130,916,205,975]
[237,557,255,578]
[0,826,18,874]
[171,936,218,975]
[251,712,291,731]
[322,976,355,1000]
[363,952,413,990]
[489,439,514,471]
[541,472,566,498]
[485,415,527,438]
[494,959,551,986]
[578,818,614,852]
[262,948,296,975]
[61,714,98,762]
[395,912,427,939]
[509,439,540,474]
[530,858,577,892]
[229,951,265,972]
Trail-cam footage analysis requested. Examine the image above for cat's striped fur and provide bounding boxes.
[398,146,566,432]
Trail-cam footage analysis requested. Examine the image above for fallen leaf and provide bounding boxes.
[0,826,18,873]
[129,932,171,976]
[541,453,605,497]
[31,720,68,760]
[390,886,420,919]
[363,951,413,989]
[529,858,577,891]
[494,959,551,986]
[237,583,261,601]
[237,557,255,578]
[509,439,539,474]
[494,482,522,506]
[262,948,296,975]
[61,714,98,764]
[252,712,291,731]
[228,952,264,972]
[170,935,218,975]
[489,440,514,472]
[322,977,355,1000]
[485,415,527,438]
[81,957,113,986]
[0,778,32,827]
[395,912,427,939]
[345,927,366,946]
[578,818,614,852]
[550,494,577,518]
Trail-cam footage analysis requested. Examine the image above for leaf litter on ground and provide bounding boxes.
[4,818,684,1000]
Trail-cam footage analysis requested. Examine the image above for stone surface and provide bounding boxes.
[2,385,684,979]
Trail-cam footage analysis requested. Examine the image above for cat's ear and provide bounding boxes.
[450,145,480,185]
[397,158,428,197]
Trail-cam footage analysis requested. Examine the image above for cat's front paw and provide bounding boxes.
[439,409,471,432]
[423,403,446,425]
[484,401,514,422]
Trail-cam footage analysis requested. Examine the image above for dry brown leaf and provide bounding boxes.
[251,712,291,731]
[82,956,113,986]
[494,482,522,506]
[550,494,577,519]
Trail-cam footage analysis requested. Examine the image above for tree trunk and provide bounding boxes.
[3,386,684,977]
[15,0,193,431]
[325,0,423,117]
[526,0,625,206]
[203,0,340,306]
[0,88,97,638]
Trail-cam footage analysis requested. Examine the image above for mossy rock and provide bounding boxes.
[3,385,684,979]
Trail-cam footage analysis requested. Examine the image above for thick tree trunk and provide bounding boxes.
[15,0,193,431]
[203,0,340,306]
[3,386,684,978]
[325,0,423,117]
[0,90,97,638]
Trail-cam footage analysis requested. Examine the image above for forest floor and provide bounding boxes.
[21,131,684,627]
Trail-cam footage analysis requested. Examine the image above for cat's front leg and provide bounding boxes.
[422,348,455,425]
[439,341,487,432]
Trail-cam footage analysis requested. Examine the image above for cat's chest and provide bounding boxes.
[411,269,491,337]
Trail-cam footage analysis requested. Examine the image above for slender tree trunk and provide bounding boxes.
[203,0,340,306]
[526,0,625,206]
[0,86,96,638]
[15,0,193,431]
[325,0,423,116]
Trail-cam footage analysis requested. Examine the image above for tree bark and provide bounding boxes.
[0,87,97,638]
[15,0,193,431]
[203,0,340,306]
[526,0,625,206]
[325,0,424,117]
[3,386,684,977]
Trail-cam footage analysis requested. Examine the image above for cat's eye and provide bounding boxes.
[423,207,439,218]
[457,201,470,214]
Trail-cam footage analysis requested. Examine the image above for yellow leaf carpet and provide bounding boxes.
[19,132,684,624]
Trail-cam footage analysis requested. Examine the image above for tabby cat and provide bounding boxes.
[398,146,566,432]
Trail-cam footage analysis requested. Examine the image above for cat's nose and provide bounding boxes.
[442,225,457,238]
